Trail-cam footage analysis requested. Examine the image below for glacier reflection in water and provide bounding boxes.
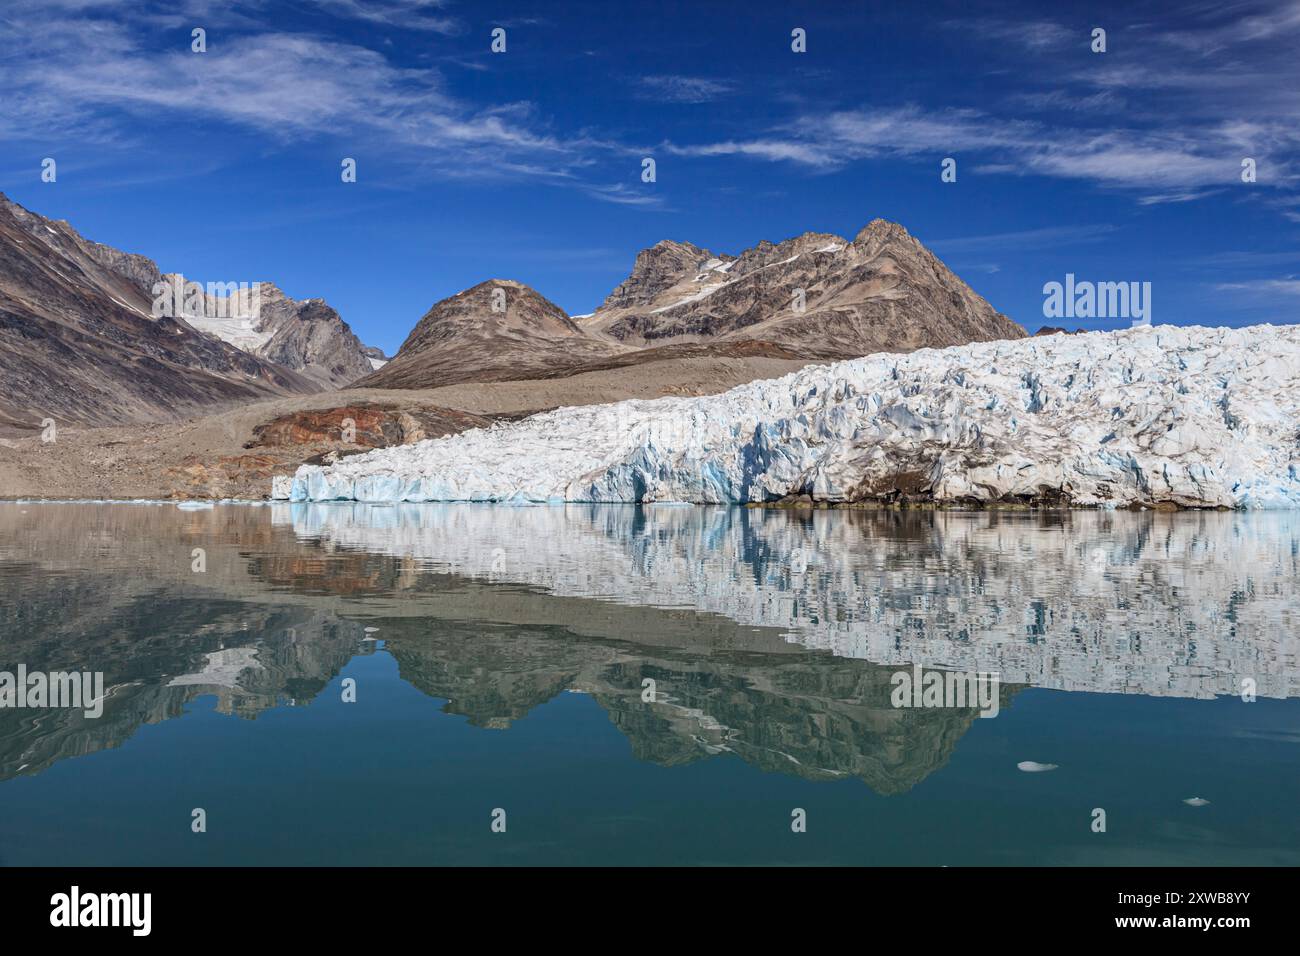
[1,502,1299,865]
[278,502,1300,701]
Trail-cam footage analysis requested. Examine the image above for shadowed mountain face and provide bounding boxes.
[355,221,1025,391]
[0,194,382,429]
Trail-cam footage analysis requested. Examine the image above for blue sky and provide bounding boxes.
[2,0,1298,354]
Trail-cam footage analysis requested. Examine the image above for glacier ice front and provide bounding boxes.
[278,324,1300,509]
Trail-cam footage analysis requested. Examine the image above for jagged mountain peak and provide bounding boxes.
[2,189,1026,425]
[641,239,715,261]
[580,220,1022,353]
[852,218,912,244]
[364,216,1021,398]
[460,277,553,296]
[148,273,377,389]
[727,230,847,274]
[598,240,724,313]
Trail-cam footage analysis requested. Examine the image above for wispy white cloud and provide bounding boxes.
[1137,188,1224,205]
[1007,89,1127,113]
[1216,278,1300,297]
[4,0,1298,218]
[637,75,733,104]
[665,137,840,167]
[579,182,666,208]
[0,5,650,203]
[1188,249,1300,267]
[948,18,1076,52]
[928,224,1119,254]
[659,4,1300,213]
[1156,0,1300,53]
[666,103,1260,198]
[310,0,461,34]
[1213,276,1300,317]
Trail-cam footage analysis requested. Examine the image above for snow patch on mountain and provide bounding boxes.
[651,282,729,313]
[281,324,1300,509]
[185,311,276,352]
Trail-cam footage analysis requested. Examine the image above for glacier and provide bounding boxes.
[280,324,1300,508]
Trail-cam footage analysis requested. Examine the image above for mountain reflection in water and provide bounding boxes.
[1,502,1297,866]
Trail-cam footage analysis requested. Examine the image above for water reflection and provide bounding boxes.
[0,503,1296,796]
[279,503,1300,699]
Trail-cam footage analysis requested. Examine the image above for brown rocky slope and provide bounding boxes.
[357,220,1024,391]
[0,192,317,431]
[0,192,384,432]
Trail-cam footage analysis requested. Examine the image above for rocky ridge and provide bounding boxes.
[0,192,318,430]
[356,221,1025,390]
[0,193,382,429]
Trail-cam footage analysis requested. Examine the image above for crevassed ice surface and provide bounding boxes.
[286,324,1300,508]
[276,502,1300,700]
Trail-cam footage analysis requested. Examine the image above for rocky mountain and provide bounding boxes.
[172,278,382,388]
[358,221,1024,392]
[0,192,320,431]
[0,194,1021,432]
[596,239,727,313]
[357,279,623,389]
[581,220,1024,356]
[0,193,382,431]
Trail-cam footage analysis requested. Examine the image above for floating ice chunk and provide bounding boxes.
[1182,796,1210,806]
[1017,761,1059,772]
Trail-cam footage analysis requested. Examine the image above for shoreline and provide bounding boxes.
[0,496,1243,511]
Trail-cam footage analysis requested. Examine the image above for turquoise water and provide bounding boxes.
[0,502,1297,865]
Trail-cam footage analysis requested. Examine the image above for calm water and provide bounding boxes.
[0,502,1297,866]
